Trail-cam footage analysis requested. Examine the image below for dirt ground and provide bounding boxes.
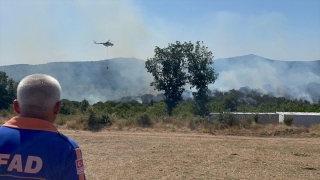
[60,129,320,180]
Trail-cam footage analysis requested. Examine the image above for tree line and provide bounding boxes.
[1,71,319,116]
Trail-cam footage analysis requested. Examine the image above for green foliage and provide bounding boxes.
[150,99,154,106]
[0,109,11,118]
[140,94,154,104]
[114,102,132,118]
[207,101,224,113]
[92,101,113,114]
[284,116,294,126]
[129,104,148,114]
[188,120,196,130]
[172,102,193,117]
[55,116,66,126]
[223,96,238,112]
[147,101,167,121]
[0,71,18,110]
[207,88,320,113]
[146,41,218,116]
[145,41,189,116]
[115,102,132,110]
[135,113,153,127]
[185,41,218,116]
[87,108,112,130]
[214,113,239,128]
[80,99,90,112]
[253,114,259,123]
[60,99,79,115]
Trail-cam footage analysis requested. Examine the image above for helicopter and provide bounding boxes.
[93,40,115,47]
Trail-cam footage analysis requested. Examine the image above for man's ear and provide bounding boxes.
[54,101,61,114]
[13,100,21,114]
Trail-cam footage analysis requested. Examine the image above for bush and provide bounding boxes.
[148,102,167,122]
[203,123,216,134]
[66,120,84,130]
[0,110,9,118]
[253,114,259,123]
[101,114,112,126]
[80,99,90,112]
[189,120,196,130]
[55,116,66,126]
[187,115,206,130]
[135,113,153,127]
[215,113,239,127]
[284,116,294,126]
[87,109,112,130]
[239,118,253,129]
[161,116,186,128]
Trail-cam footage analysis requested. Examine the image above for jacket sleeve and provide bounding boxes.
[61,148,86,180]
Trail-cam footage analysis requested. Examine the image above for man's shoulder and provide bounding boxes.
[0,126,80,150]
[57,132,80,149]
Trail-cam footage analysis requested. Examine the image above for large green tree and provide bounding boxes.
[145,41,188,116]
[184,41,219,116]
[0,71,18,110]
[146,41,218,116]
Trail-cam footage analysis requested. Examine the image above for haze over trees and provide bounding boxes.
[145,41,218,116]
[1,70,319,132]
[0,55,319,104]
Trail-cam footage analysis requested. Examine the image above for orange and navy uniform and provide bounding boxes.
[0,117,86,180]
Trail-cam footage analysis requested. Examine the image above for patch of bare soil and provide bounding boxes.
[60,129,320,180]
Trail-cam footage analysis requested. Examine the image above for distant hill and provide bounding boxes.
[0,58,154,103]
[0,55,319,103]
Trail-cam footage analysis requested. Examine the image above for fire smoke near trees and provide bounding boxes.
[0,54,319,105]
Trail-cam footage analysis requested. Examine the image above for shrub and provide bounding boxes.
[161,116,186,128]
[215,113,239,127]
[87,109,112,130]
[212,121,228,129]
[187,115,205,131]
[148,102,167,122]
[239,118,253,129]
[136,113,153,127]
[80,99,90,112]
[55,116,66,126]
[0,110,9,118]
[66,120,84,130]
[253,114,259,123]
[203,123,216,134]
[309,124,320,136]
[284,116,294,126]
[116,119,125,130]
[101,114,112,126]
[189,120,196,130]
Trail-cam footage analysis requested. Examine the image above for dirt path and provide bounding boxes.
[60,129,320,180]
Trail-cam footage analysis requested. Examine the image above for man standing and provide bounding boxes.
[0,74,86,179]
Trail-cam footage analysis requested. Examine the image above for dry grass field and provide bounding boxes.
[61,129,320,180]
[1,115,320,179]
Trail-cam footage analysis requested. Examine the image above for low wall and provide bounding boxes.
[284,114,320,128]
[210,112,320,127]
[209,113,279,125]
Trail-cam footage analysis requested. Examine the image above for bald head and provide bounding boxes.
[16,74,61,119]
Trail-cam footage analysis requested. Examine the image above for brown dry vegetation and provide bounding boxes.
[61,129,320,180]
[2,113,320,179]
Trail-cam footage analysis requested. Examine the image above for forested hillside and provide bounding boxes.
[0,55,319,104]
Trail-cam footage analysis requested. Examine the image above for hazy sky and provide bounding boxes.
[0,0,319,66]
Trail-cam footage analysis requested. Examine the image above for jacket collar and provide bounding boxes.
[2,116,58,132]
